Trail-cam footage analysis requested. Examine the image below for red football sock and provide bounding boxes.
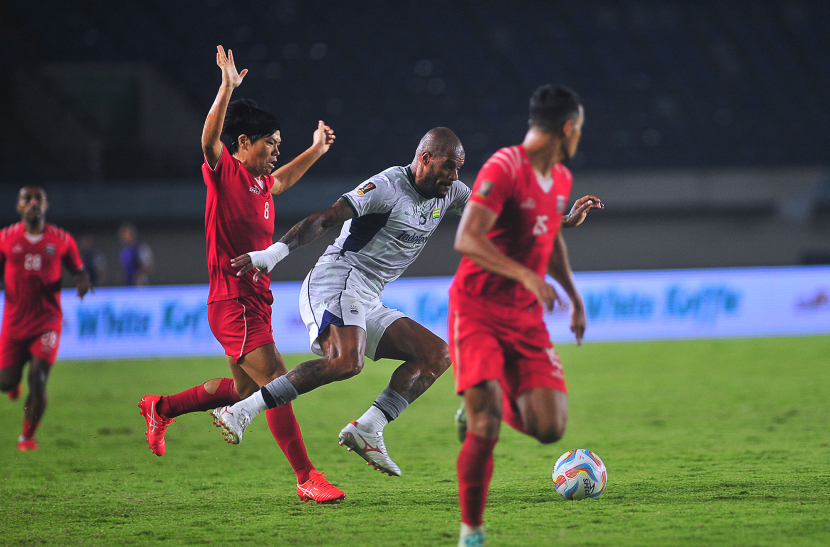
[457,432,498,527]
[156,378,240,418]
[22,419,39,440]
[266,404,315,484]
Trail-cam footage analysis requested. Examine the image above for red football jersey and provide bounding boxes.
[451,145,573,310]
[0,223,83,339]
[204,144,276,304]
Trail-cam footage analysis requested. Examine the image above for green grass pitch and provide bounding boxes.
[1,336,829,546]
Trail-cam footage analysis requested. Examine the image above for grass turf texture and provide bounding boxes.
[1,337,829,546]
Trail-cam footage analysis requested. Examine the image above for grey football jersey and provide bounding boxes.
[317,166,471,291]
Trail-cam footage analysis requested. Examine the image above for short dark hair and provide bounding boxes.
[220,99,281,154]
[19,184,47,197]
[528,85,583,134]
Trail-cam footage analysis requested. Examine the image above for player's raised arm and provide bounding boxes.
[562,195,604,228]
[547,232,585,345]
[455,201,562,312]
[270,121,336,196]
[231,197,355,281]
[202,45,248,169]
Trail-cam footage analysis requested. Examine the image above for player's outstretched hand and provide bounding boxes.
[232,242,289,282]
[217,45,247,89]
[570,298,586,346]
[520,271,563,313]
[312,121,336,154]
[76,271,92,300]
[231,254,260,280]
[561,195,603,228]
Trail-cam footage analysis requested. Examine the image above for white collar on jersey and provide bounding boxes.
[24,233,44,244]
[533,169,554,193]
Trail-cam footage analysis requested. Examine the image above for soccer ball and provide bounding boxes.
[552,449,607,500]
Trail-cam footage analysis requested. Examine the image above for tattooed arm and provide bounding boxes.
[277,198,354,250]
[231,198,355,280]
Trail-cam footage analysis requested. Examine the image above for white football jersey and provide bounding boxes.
[316,166,471,291]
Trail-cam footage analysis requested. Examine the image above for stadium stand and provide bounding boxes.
[2,0,829,181]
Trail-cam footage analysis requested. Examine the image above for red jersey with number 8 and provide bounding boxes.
[0,223,83,340]
[203,144,276,304]
[451,145,573,311]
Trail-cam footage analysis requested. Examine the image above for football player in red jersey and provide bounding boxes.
[0,185,91,451]
[138,45,344,504]
[449,85,593,545]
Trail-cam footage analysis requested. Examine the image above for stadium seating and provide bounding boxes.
[2,0,829,180]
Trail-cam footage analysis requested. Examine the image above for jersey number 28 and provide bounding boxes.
[24,254,42,271]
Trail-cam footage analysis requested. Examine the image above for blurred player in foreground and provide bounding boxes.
[0,186,90,451]
[138,46,344,504]
[213,127,601,479]
[450,85,589,547]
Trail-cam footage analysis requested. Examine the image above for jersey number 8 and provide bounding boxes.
[264,202,270,219]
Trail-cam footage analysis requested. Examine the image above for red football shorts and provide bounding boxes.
[448,290,567,400]
[208,292,275,361]
[0,330,61,369]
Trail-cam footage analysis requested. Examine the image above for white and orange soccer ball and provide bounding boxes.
[552,449,607,500]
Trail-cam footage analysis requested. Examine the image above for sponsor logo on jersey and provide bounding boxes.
[356,182,377,196]
[432,208,440,223]
[45,244,56,255]
[249,186,262,195]
[474,180,493,198]
[397,232,429,245]
[520,198,536,210]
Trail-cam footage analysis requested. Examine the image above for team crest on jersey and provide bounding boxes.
[474,180,493,198]
[45,244,56,255]
[356,182,377,196]
[556,195,567,214]
[11,244,23,254]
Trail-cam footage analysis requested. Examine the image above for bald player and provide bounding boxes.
[213,128,602,479]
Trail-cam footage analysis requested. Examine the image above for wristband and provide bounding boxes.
[248,242,289,273]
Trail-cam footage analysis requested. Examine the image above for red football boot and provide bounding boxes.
[17,437,38,451]
[296,470,346,504]
[138,395,175,456]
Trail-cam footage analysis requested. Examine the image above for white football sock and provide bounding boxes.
[236,390,267,420]
[356,405,389,433]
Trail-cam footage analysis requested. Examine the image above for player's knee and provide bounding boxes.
[532,421,566,444]
[327,351,364,379]
[432,345,453,374]
[469,409,502,438]
[418,343,452,375]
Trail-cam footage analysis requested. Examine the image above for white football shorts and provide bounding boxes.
[299,261,406,360]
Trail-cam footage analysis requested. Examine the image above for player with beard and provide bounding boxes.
[138,45,345,504]
[0,185,91,451]
[450,85,590,546]
[212,127,602,479]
